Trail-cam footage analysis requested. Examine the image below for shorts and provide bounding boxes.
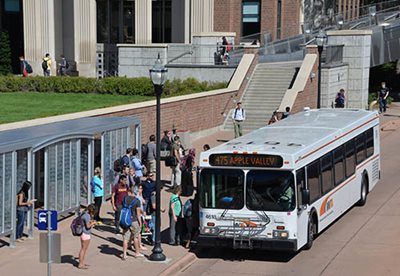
[122,221,141,240]
[80,233,91,241]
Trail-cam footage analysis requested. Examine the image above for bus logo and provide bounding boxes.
[320,198,334,216]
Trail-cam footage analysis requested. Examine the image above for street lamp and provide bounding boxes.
[149,53,167,262]
[316,30,327,109]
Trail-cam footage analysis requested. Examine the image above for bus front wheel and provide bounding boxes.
[357,175,368,206]
[303,215,316,250]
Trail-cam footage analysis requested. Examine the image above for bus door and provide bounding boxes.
[295,168,308,249]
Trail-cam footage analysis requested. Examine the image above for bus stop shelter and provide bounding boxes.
[0,115,141,247]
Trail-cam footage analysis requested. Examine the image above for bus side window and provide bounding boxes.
[345,139,355,177]
[321,153,333,194]
[333,145,345,185]
[356,133,366,164]
[307,160,321,203]
[366,128,374,158]
[296,168,305,208]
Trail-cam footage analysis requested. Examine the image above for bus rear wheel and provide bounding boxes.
[357,175,368,206]
[303,215,316,250]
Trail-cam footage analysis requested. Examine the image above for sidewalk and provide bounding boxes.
[1,105,400,276]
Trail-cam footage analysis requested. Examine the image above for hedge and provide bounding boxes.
[0,76,227,96]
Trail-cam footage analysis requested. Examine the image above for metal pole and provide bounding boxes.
[47,211,52,276]
[317,45,323,109]
[149,85,166,261]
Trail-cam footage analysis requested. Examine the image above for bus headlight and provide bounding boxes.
[273,230,289,239]
[201,227,219,235]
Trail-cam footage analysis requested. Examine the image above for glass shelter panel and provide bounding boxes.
[47,145,57,210]
[71,141,78,207]
[57,143,64,211]
[0,154,3,233]
[4,153,13,231]
[64,142,71,210]
[16,150,28,193]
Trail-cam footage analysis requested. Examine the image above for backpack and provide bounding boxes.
[114,155,129,172]
[70,213,84,236]
[25,63,33,74]
[119,197,138,229]
[65,60,70,69]
[141,143,148,163]
[226,42,232,52]
[183,199,192,217]
[42,60,48,70]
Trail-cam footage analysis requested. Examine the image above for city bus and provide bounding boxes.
[197,108,380,251]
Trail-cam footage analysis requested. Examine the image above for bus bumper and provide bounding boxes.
[197,235,297,251]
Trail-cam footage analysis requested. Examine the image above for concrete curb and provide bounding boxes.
[159,252,197,276]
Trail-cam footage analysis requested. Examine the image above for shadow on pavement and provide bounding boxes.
[98,244,123,259]
[61,255,78,267]
[191,246,297,263]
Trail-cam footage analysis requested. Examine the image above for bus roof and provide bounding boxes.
[202,109,379,164]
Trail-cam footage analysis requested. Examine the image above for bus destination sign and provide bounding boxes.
[209,154,283,168]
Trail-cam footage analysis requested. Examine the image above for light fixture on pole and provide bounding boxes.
[149,53,167,262]
[316,30,327,109]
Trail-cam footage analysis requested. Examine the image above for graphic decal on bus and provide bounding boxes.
[320,197,334,217]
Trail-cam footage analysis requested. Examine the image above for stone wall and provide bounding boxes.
[321,64,349,108]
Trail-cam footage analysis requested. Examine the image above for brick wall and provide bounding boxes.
[292,46,319,113]
[214,0,301,44]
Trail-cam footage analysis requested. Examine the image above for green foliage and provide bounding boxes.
[0,31,12,75]
[368,92,394,105]
[0,76,227,97]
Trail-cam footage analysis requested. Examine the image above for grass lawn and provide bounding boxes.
[0,92,153,124]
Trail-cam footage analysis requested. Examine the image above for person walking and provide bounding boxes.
[171,136,182,188]
[181,148,195,197]
[58,54,68,76]
[378,82,390,113]
[146,134,157,174]
[130,148,145,177]
[78,204,96,269]
[169,186,183,246]
[16,181,35,241]
[335,89,345,108]
[232,102,245,138]
[42,53,52,76]
[111,175,130,234]
[19,56,31,77]
[91,167,104,223]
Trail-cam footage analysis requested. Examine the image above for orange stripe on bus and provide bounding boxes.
[296,116,378,164]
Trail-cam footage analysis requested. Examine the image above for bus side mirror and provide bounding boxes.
[302,188,310,205]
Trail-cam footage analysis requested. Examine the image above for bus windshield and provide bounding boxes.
[200,168,244,210]
[246,170,295,211]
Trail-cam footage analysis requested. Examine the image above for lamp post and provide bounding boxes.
[149,53,167,262]
[316,30,327,109]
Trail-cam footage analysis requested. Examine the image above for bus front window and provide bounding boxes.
[246,170,295,211]
[200,169,244,210]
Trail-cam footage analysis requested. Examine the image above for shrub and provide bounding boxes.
[0,76,228,97]
[0,32,12,76]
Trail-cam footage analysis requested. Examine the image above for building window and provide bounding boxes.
[241,0,261,42]
[152,0,171,43]
[276,0,282,39]
[5,0,20,13]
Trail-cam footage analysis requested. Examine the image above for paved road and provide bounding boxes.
[179,116,400,276]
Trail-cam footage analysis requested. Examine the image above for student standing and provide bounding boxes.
[91,167,104,223]
[169,186,183,246]
[42,53,52,76]
[16,181,35,241]
[378,82,390,113]
[111,175,130,234]
[78,204,96,269]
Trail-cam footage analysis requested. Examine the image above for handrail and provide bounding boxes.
[167,50,193,64]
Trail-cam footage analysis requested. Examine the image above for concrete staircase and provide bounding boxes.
[224,61,302,132]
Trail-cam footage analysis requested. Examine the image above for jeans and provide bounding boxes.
[93,196,102,221]
[16,209,27,239]
[150,214,156,242]
[114,206,122,232]
[379,98,387,113]
[169,215,181,245]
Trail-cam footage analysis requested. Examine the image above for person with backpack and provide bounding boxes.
[170,136,182,188]
[42,53,52,76]
[16,181,35,242]
[130,148,145,177]
[120,189,143,260]
[145,134,157,174]
[78,204,96,269]
[58,54,69,76]
[19,56,32,77]
[142,172,156,214]
[91,167,103,223]
[378,82,390,113]
[335,89,345,108]
[232,102,245,138]
[180,148,195,197]
[169,186,183,246]
[111,175,130,234]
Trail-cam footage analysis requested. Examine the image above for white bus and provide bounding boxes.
[197,109,380,251]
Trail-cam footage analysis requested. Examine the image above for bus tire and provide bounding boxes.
[303,214,316,250]
[357,174,368,206]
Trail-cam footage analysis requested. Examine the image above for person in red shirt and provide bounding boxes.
[111,174,130,234]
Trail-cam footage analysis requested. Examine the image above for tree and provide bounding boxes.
[0,31,12,75]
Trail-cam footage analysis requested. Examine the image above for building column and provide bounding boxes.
[327,30,373,109]
[23,0,57,75]
[135,0,152,44]
[73,0,97,77]
[191,0,214,35]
